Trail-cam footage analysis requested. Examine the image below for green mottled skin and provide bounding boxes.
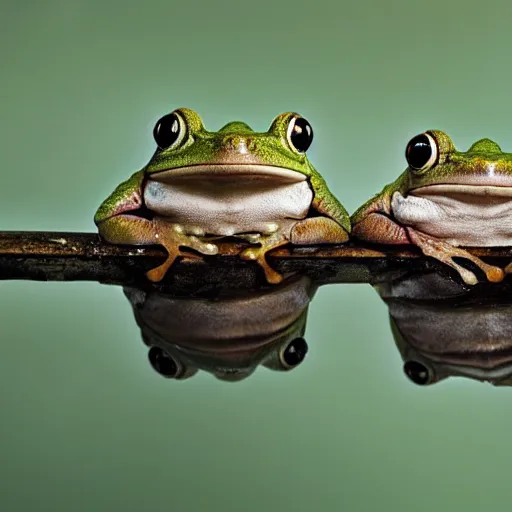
[95,170,145,225]
[95,108,350,283]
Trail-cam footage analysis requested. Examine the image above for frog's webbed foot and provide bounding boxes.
[239,233,289,284]
[406,228,504,286]
[146,219,219,282]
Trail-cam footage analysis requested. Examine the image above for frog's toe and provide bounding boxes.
[146,266,169,283]
[145,243,207,282]
[145,250,180,282]
[261,264,284,284]
[186,236,219,256]
[485,266,505,283]
[450,263,478,286]
[240,247,284,284]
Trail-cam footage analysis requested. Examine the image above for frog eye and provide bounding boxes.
[148,346,182,378]
[153,111,187,150]
[403,360,434,386]
[279,337,309,369]
[287,116,314,153]
[405,132,438,171]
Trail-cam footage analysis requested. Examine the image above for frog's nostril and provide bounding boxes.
[223,135,256,153]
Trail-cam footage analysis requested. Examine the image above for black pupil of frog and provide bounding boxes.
[405,134,434,169]
[290,117,313,152]
[153,113,181,149]
[282,337,309,366]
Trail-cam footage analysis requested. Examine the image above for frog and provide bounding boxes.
[124,275,316,381]
[95,108,350,284]
[375,269,512,387]
[351,130,512,286]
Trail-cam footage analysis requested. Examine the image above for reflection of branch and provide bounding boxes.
[0,231,510,294]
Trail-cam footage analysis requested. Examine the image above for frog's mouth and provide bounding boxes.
[412,183,512,199]
[411,344,512,381]
[150,164,307,184]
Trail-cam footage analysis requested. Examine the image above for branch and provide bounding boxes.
[0,231,510,295]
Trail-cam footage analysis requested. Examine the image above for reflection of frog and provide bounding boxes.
[352,131,512,285]
[124,276,318,381]
[375,271,512,386]
[95,108,350,285]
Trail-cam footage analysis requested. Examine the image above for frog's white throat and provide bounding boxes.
[143,165,313,237]
[391,184,512,247]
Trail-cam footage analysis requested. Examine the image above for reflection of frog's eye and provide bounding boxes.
[147,346,182,378]
[287,117,314,153]
[279,337,309,369]
[403,360,433,386]
[153,111,186,150]
[405,132,438,171]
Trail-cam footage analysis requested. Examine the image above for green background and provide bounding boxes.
[1,1,511,510]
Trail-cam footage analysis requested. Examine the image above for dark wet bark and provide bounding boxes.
[0,231,510,297]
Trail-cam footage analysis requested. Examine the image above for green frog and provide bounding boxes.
[95,108,350,284]
[351,130,512,285]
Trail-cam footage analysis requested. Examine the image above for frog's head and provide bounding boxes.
[390,313,512,388]
[144,108,318,183]
[145,334,310,382]
[402,130,512,194]
[124,275,316,382]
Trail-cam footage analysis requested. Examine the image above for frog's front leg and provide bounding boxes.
[99,215,218,283]
[289,216,350,245]
[352,211,504,286]
[405,228,504,286]
[351,212,410,245]
[146,218,218,282]
[95,171,218,282]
